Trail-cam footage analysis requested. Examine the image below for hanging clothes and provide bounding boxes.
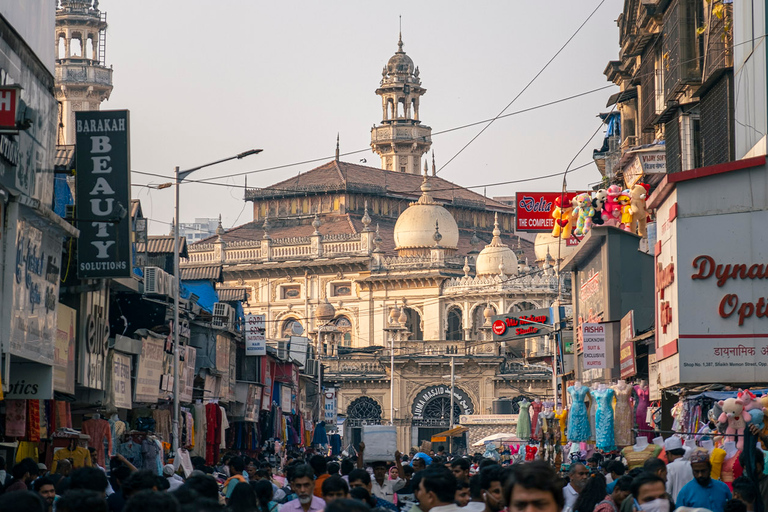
[634,385,652,441]
[219,406,229,449]
[5,400,26,437]
[26,400,41,442]
[56,402,72,429]
[192,403,207,458]
[613,385,634,447]
[567,386,591,443]
[590,387,616,451]
[81,418,112,467]
[205,403,221,465]
[152,409,172,443]
[117,438,143,468]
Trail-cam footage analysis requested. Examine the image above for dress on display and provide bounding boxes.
[613,385,634,446]
[81,418,112,468]
[555,409,568,444]
[710,447,726,479]
[622,444,662,469]
[530,401,542,436]
[634,385,652,441]
[517,401,531,440]
[567,386,591,442]
[590,387,616,451]
[721,452,743,490]
[525,445,538,461]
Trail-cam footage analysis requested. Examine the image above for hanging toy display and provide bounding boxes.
[573,193,595,236]
[591,189,606,226]
[717,397,750,450]
[617,189,633,231]
[601,185,622,227]
[629,183,650,237]
[551,195,576,240]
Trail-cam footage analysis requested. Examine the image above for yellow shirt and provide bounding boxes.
[52,446,92,472]
[710,447,726,479]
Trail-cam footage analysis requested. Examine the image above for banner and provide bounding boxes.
[245,314,266,356]
[323,387,337,425]
[515,192,586,232]
[135,336,164,403]
[74,110,132,278]
[619,311,636,378]
[54,304,76,394]
[582,323,606,369]
[111,352,132,409]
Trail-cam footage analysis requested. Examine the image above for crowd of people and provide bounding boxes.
[0,436,765,512]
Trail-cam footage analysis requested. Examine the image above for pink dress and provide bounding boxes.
[81,418,112,467]
[634,385,652,441]
[530,401,542,438]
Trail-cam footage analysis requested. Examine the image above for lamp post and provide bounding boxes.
[170,149,262,454]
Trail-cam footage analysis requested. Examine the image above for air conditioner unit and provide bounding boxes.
[212,302,232,329]
[305,359,318,376]
[144,266,168,295]
[277,340,288,360]
[166,273,176,297]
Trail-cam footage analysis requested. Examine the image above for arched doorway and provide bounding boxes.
[404,308,423,341]
[346,396,382,448]
[446,308,463,340]
[412,386,474,453]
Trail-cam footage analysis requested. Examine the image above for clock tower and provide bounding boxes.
[370,34,432,174]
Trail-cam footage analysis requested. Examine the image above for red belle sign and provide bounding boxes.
[515,192,586,232]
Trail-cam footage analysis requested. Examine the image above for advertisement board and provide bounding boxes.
[245,384,261,422]
[262,359,273,410]
[111,352,132,409]
[244,314,266,356]
[324,387,337,425]
[54,304,76,394]
[74,110,132,278]
[515,192,586,231]
[619,311,636,379]
[582,323,606,369]
[491,308,553,341]
[135,336,164,403]
[576,255,605,353]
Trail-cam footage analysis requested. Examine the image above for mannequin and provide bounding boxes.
[720,441,742,490]
[634,380,652,441]
[82,413,112,468]
[701,440,714,452]
[590,384,616,451]
[652,436,664,447]
[531,398,543,437]
[537,401,555,437]
[613,380,634,447]
[555,403,568,445]
[682,439,697,460]
[567,382,591,443]
[52,438,92,472]
[710,440,727,480]
[108,413,127,456]
[622,435,661,469]
[517,399,532,441]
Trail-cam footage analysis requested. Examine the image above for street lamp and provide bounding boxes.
[170,149,262,454]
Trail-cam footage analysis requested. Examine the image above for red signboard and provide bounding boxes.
[515,192,587,232]
[0,87,19,129]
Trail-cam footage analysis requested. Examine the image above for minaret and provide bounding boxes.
[370,33,432,174]
[54,0,114,145]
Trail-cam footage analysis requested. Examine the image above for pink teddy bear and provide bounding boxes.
[718,397,751,450]
[601,185,622,227]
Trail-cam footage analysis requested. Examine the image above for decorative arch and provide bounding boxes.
[446,306,463,341]
[346,396,383,427]
[403,307,423,341]
[509,301,539,314]
[411,385,475,427]
[280,317,303,338]
[332,315,353,347]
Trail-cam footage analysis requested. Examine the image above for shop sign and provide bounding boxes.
[281,385,292,412]
[289,336,309,366]
[582,323,606,369]
[624,150,666,188]
[619,311,636,379]
[412,385,474,420]
[459,414,519,425]
[515,192,586,232]
[0,86,20,130]
[4,363,52,399]
[111,352,132,409]
[491,308,552,341]
[262,359,273,410]
[10,217,61,365]
[648,354,660,400]
[228,342,237,402]
[78,288,110,390]
[135,336,164,403]
[324,388,337,425]
[74,110,132,278]
[245,384,261,422]
[54,304,76,394]
[244,314,266,356]
[576,256,605,353]
[216,335,230,401]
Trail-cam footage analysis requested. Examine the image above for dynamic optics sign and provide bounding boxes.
[75,110,132,278]
[491,307,553,341]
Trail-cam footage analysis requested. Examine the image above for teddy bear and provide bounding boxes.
[573,193,594,236]
[629,184,649,237]
[738,389,766,428]
[718,397,751,450]
[617,189,633,231]
[601,185,622,227]
[551,195,575,240]
[591,189,606,226]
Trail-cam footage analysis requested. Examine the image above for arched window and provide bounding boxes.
[281,318,303,338]
[422,396,461,426]
[404,308,423,341]
[347,396,382,448]
[333,316,353,346]
[446,308,463,341]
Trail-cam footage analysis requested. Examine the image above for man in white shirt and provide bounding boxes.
[563,463,589,512]
[664,436,694,501]
[371,456,405,503]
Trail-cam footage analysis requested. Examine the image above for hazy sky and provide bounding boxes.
[101,1,622,235]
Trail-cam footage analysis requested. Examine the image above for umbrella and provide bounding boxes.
[472,433,521,446]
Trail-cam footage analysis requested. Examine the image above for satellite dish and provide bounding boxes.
[291,322,304,335]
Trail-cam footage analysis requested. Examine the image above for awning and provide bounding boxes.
[430,426,468,442]
[605,87,638,107]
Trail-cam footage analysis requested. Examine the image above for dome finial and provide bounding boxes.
[312,213,321,235]
[433,220,442,246]
[463,257,470,277]
[431,151,436,176]
[373,223,383,253]
[215,214,225,236]
[262,213,270,239]
[493,212,501,237]
[335,133,340,161]
[362,200,372,229]
[398,16,404,52]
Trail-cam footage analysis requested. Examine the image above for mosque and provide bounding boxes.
[185,35,574,451]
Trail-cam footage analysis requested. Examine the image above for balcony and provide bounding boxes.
[55,62,113,87]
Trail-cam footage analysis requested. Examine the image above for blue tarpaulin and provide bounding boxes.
[686,389,768,401]
[181,280,219,313]
[53,175,73,218]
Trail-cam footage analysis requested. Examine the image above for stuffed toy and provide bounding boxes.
[617,189,633,231]
[738,389,766,428]
[551,195,575,240]
[591,189,606,226]
[573,193,594,236]
[601,185,622,227]
[630,184,649,237]
[718,397,751,450]
[709,401,729,433]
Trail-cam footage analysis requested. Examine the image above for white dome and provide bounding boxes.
[534,233,578,262]
[394,173,459,252]
[476,214,518,276]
